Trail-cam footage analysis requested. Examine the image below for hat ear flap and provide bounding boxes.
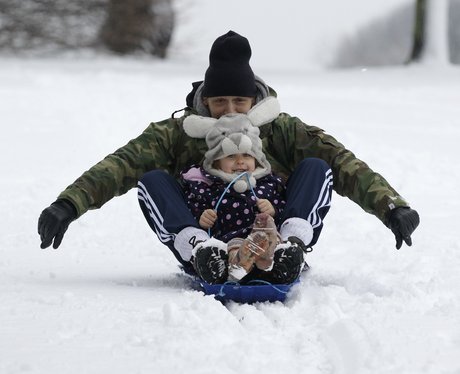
[247,96,280,127]
[183,115,217,138]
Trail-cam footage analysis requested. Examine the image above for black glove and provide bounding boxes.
[38,199,77,249]
[388,207,420,249]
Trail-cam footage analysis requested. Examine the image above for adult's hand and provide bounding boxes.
[38,200,77,249]
[388,207,420,249]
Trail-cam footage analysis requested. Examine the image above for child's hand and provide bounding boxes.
[199,209,217,229]
[256,199,275,217]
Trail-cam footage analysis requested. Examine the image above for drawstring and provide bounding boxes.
[208,171,258,237]
[171,107,188,118]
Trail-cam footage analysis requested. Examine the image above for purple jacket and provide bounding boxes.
[181,166,286,242]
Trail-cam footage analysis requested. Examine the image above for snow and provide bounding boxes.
[2,2,460,373]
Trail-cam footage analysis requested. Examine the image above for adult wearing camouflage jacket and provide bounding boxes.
[38,31,420,265]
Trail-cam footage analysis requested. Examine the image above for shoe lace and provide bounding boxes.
[245,227,277,255]
[287,236,313,254]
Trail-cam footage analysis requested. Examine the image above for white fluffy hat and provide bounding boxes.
[183,97,280,192]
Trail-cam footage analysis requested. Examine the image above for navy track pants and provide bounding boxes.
[138,158,332,265]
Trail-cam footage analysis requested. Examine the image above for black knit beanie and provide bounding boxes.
[202,30,257,98]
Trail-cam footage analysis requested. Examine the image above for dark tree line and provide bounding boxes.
[332,0,458,67]
[1,1,457,64]
[0,0,174,57]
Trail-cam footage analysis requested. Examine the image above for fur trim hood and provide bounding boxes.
[186,75,271,117]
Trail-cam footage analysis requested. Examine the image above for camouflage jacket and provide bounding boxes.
[58,88,408,227]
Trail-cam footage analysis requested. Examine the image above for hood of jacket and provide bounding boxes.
[185,75,272,117]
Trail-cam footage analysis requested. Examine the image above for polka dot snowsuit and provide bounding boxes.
[181,166,286,243]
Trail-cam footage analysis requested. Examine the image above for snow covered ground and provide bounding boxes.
[1,54,459,374]
[1,0,460,367]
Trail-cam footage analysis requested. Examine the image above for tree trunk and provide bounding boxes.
[409,0,450,65]
[409,0,426,61]
[100,0,174,58]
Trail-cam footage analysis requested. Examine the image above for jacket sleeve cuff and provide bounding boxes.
[377,195,410,227]
[57,188,92,219]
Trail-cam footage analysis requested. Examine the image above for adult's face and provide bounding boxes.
[203,96,255,119]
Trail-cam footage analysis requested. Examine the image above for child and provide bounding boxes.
[181,150,284,281]
[181,109,300,283]
[180,132,285,244]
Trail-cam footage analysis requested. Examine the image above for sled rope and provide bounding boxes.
[217,281,238,297]
[246,280,291,294]
[216,280,291,298]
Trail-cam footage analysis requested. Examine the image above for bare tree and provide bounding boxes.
[409,0,450,65]
[409,0,426,61]
[0,0,107,52]
[0,0,174,57]
[99,0,174,58]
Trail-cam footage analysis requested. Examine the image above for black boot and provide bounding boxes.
[270,239,306,284]
[241,236,308,284]
[193,240,229,284]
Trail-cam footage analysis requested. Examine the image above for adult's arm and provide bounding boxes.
[266,114,410,227]
[57,118,180,218]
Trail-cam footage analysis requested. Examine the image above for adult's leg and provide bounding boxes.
[280,158,333,247]
[242,158,332,284]
[137,170,209,270]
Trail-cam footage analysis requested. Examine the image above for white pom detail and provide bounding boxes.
[233,179,248,193]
